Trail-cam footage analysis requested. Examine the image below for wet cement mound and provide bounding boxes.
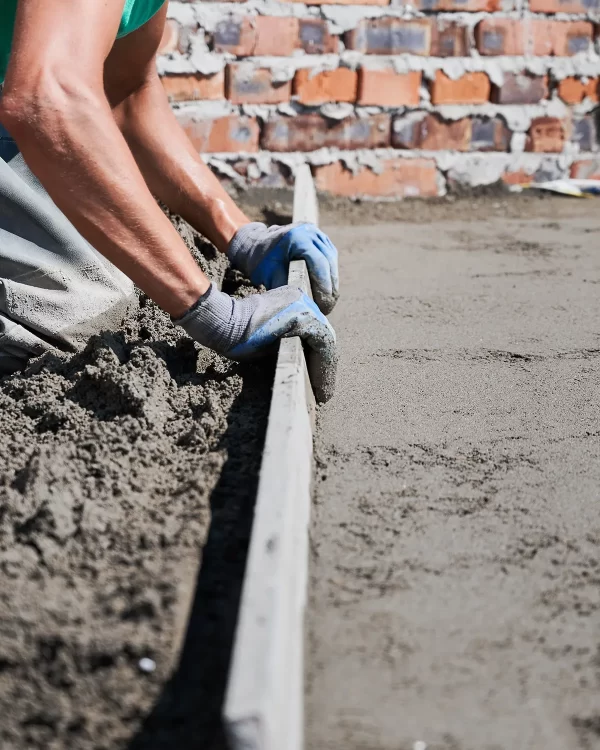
[0,216,273,750]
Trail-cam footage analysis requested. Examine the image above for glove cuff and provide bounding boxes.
[174,283,238,353]
[227,222,267,273]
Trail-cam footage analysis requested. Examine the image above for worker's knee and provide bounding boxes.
[0,153,136,371]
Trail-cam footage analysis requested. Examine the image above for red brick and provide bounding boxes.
[430,71,490,105]
[431,22,469,57]
[531,20,593,56]
[475,19,524,55]
[346,19,432,56]
[314,159,440,198]
[526,117,568,153]
[213,17,299,56]
[570,158,600,179]
[530,0,600,13]
[178,114,260,153]
[491,73,547,105]
[261,114,390,152]
[252,17,300,56]
[558,77,599,104]
[161,72,225,102]
[357,69,421,107]
[294,68,358,105]
[502,170,534,186]
[298,19,339,54]
[226,64,292,105]
[393,113,471,151]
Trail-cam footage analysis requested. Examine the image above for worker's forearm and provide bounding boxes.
[114,75,249,254]
[0,88,209,317]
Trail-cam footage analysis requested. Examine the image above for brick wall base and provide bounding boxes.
[204,149,600,197]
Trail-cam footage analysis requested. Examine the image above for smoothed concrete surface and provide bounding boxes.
[306,212,600,750]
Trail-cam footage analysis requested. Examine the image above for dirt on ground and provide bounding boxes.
[0,216,272,750]
[306,202,600,750]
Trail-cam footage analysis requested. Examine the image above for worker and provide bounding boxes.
[0,0,339,398]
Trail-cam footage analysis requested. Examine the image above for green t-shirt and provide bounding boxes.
[0,0,166,84]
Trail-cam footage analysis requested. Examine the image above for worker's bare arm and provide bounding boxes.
[0,0,209,317]
[105,11,249,254]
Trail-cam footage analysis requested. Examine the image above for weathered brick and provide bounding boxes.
[213,17,251,55]
[314,159,440,198]
[557,21,594,55]
[470,117,510,151]
[572,116,598,152]
[531,20,593,56]
[346,19,432,56]
[161,72,225,102]
[431,22,469,57]
[418,0,500,9]
[226,64,292,105]
[298,19,338,54]
[393,113,471,151]
[491,73,547,105]
[430,71,490,105]
[261,114,390,152]
[294,68,358,105]
[570,158,600,179]
[358,69,421,107]
[526,117,568,153]
[475,19,524,55]
[214,17,299,56]
[178,114,260,153]
[530,0,600,13]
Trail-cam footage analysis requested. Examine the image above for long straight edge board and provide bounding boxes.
[223,165,318,750]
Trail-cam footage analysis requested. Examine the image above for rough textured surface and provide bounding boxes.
[306,199,600,750]
[0,215,272,750]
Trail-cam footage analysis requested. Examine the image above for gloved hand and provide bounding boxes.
[227,223,339,315]
[174,283,337,401]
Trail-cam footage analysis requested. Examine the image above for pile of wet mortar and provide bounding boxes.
[0,215,272,750]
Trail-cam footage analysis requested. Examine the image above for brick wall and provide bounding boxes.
[158,0,600,198]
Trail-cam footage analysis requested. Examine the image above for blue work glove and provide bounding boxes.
[174,283,337,401]
[227,222,339,315]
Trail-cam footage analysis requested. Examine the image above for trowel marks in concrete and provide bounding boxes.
[306,199,600,750]
[0,215,272,750]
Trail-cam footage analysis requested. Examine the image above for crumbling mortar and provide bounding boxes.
[158,51,600,85]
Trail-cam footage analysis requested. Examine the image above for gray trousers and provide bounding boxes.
[0,127,135,375]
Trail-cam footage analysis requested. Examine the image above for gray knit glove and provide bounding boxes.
[174,283,337,401]
[227,222,339,315]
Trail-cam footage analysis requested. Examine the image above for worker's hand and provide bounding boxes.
[227,223,339,315]
[174,284,337,401]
